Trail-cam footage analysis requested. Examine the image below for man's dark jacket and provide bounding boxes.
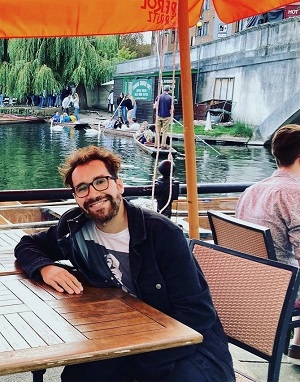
[15,200,229,376]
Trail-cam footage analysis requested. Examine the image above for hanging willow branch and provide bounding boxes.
[0,35,140,101]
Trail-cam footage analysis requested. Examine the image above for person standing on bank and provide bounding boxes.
[107,90,114,114]
[123,93,133,124]
[130,94,137,119]
[236,124,300,365]
[15,145,235,382]
[153,85,173,149]
[116,92,125,118]
[62,94,72,115]
[72,93,80,121]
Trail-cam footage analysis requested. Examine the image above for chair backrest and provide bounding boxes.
[207,209,277,260]
[189,239,300,382]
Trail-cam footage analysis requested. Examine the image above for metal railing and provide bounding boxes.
[0,182,254,237]
[0,182,254,202]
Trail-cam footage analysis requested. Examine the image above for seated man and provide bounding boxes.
[60,112,71,123]
[15,145,235,382]
[51,111,60,123]
[236,124,300,365]
[143,124,156,145]
[134,121,147,140]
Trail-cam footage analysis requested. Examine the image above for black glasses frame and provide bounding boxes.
[73,175,118,198]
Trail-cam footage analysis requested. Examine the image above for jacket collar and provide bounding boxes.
[58,199,147,245]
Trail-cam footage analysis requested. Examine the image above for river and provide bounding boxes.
[0,123,276,191]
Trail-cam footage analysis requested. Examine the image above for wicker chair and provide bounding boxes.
[207,210,277,260]
[189,239,300,382]
[207,209,299,354]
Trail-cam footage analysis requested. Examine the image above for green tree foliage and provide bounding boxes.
[120,33,151,58]
[0,36,135,106]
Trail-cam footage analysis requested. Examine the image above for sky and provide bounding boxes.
[143,31,152,43]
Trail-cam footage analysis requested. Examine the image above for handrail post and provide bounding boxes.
[155,160,179,218]
[155,177,180,218]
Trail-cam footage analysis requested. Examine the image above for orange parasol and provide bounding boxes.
[0,0,295,238]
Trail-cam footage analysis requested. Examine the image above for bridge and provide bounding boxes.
[116,17,300,145]
[192,16,300,144]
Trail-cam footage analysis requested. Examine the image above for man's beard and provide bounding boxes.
[82,194,121,225]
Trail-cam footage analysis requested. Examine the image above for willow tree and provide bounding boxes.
[0,36,135,108]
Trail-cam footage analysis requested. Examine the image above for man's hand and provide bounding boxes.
[40,265,83,294]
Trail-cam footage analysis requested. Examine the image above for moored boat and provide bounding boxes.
[134,136,178,157]
[0,114,45,124]
[94,124,136,137]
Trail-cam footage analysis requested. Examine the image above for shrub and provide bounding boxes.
[232,121,253,138]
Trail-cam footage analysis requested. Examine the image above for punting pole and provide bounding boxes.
[178,1,200,239]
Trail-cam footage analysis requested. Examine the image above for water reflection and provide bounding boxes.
[0,123,277,190]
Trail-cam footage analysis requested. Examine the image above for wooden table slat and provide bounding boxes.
[0,315,30,350]
[0,333,13,352]
[0,248,22,276]
[0,230,26,247]
[19,311,66,346]
[62,310,148,326]
[85,322,165,339]
[4,279,85,343]
[77,313,156,332]
[5,313,47,347]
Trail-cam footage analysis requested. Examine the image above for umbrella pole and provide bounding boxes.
[178,0,200,239]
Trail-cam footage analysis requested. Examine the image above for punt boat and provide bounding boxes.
[0,114,45,124]
[134,137,178,157]
[95,125,136,137]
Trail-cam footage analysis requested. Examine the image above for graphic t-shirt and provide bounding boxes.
[74,221,136,295]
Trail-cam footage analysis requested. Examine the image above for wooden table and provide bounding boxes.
[0,274,203,376]
[0,229,27,250]
[0,248,23,276]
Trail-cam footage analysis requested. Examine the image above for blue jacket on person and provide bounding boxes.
[15,199,234,381]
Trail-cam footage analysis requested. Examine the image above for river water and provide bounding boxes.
[0,123,276,191]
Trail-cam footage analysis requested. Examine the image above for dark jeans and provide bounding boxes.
[61,327,235,382]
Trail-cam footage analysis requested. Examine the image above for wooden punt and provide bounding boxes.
[95,125,136,137]
[0,114,45,124]
[134,137,178,157]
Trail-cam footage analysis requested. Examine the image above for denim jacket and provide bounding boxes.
[15,200,226,372]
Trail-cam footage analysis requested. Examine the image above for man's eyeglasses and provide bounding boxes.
[73,176,118,198]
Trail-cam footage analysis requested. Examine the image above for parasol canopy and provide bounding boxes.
[0,0,295,38]
[0,0,296,238]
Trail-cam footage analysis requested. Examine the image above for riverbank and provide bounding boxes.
[0,105,262,146]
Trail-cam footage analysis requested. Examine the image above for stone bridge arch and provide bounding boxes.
[251,90,300,144]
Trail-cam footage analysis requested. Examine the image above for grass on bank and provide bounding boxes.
[172,121,253,139]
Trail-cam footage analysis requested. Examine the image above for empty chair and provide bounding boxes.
[207,209,300,354]
[189,239,300,382]
[207,209,277,260]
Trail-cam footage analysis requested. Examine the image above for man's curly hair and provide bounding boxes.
[58,146,121,188]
